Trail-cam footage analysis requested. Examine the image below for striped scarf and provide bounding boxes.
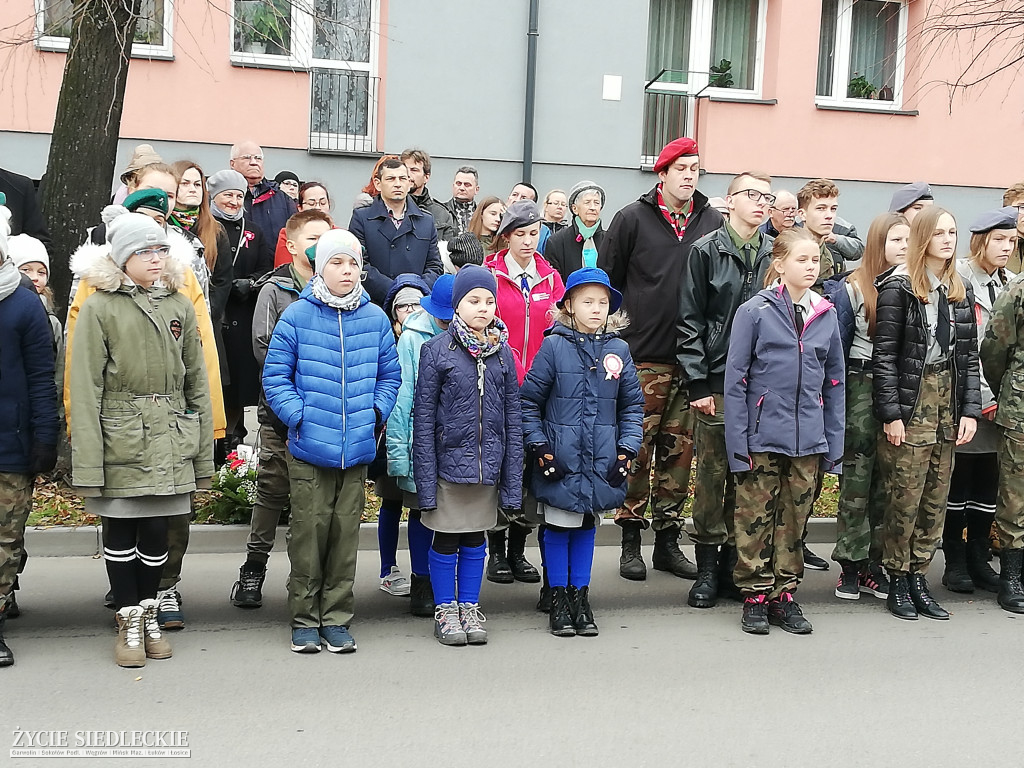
[656,185,693,242]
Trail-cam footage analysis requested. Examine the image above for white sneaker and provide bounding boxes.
[380,566,411,596]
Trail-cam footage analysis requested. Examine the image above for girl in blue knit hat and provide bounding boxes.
[413,265,523,646]
[519,268,644,636]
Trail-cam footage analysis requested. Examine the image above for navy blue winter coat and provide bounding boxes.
[262,284,401,469]
[822,272,856,359]
[0,282,60,473]
[246,179,296,248]
[519,320,644,514]
[412,329,524,510]
[349,197,443,306]
[724,285,846,473]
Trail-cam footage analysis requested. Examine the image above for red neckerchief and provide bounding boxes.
[252,187,277,205]
[656,185,693,242]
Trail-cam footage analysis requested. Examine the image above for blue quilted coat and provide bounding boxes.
[412,328,524,509]
[263,285,401,469]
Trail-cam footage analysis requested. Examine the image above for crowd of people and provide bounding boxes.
[3,135,1024,667]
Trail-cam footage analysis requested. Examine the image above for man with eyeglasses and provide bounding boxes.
[677,171,776,609]
[761,190,798,237]
[599,137,724,582]
[229,141,296,250]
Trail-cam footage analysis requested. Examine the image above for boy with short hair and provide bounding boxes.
[797,178,862,286]
[263,229,401,653]
[231,209,333,608]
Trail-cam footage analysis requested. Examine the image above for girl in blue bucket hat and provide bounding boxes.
[519,267,644,636]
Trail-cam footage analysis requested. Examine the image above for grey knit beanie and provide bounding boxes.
[105,209,170,268]
[207,169,247,202]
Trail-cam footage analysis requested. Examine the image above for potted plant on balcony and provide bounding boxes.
[848,73,878,99]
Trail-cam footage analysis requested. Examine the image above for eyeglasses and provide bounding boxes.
[133,246,170,262]
[237,154,263,162]
[733,189,776,206]
[395,303,420,314]
[772,206,798,215]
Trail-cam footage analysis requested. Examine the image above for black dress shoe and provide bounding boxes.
[908,573,949,620]
[486,552,514,584]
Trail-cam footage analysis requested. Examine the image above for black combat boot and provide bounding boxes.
[941,535,974,593]
[486,529,514,584]
[717,543,742,601]
[886,572,918,620]
[549,587,575,637]
[231,560,267,608]
[966,537,1001,593]
[0,614,12,667]
[687,543,720,608]
[410,573,435,617]
[507,523,540,583]
[651,527,698,579]
[997,549,1024,614]
[908,573,949,620]
[569,585,598,637]
[618,521,647,581]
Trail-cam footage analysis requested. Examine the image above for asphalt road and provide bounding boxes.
[3,544,1020,767]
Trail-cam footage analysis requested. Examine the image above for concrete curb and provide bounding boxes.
[24,517,839,557]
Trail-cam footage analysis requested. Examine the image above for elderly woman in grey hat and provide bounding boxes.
[543,181,607,284]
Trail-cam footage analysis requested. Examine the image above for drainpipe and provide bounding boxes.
[522,0,540,184]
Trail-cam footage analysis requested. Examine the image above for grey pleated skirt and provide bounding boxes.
[86,493,192,519]
[421,480,498,533]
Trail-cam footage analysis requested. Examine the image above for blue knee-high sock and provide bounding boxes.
[428,549,458,605]
[456,543,487,604]
[568,527,597,589]
[538,525,547,569]
[544,528,570,588]
[377,500,402,577]
[407,514,433,578]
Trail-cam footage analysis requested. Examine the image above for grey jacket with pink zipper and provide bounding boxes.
[724,285,846,473]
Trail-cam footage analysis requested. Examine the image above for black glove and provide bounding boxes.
[500,507,523,524]
[606,448,634,488]
[532,442,568,481]
[374,407,384,441]
[271,416,289,442]
[232,278,253,299]
[29,442,58,475]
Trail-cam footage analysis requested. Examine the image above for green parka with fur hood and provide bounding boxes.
[69,245,214,497]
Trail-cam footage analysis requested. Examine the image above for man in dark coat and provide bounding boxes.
[402,149,455,242]
[0,168,51,250]
[349,158,443,306]
[229,142,296,247]
[598,137,724,582]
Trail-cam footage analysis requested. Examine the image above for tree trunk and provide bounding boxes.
[41,0,140,315]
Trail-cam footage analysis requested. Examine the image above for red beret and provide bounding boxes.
[653,137,699,173]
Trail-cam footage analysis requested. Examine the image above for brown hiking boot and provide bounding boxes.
[139,599,173,659]
[115,606,146,668]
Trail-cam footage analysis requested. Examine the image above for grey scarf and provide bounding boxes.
[0,258,22,301]
[310,273,363,312]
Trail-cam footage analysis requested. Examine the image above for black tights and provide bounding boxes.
[432,531,485,555]
[102,516,169,609]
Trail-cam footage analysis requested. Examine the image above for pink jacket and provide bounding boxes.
[484,249,566,383]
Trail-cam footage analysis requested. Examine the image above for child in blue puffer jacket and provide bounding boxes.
[725,228,845,637]
[263,229,401,655]
[413,265,523,647]
[520,268,644,637]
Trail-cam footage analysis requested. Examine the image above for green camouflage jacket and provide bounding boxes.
[981,274,1024,430]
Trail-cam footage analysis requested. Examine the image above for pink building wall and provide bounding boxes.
[697,1,1024,188]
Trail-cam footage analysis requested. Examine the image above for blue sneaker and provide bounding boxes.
[156,589,185,630]
[319,625,357,653]
[290,627,322,654]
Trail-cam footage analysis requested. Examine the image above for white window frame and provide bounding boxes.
[34,0,175,60]
[815,0,909,111]
[646,0,768,102]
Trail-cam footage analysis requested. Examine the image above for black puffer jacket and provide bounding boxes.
[872,269,982,425]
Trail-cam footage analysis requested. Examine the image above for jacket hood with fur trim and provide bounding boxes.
[70,228,192,293]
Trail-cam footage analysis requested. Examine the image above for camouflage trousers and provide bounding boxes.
[615,363,694,532]
[832,370,885,565]
[0,472,34,613]
[247,422,291,564]
[733,453,818,597]
[995,427,1024,550]
[690,393,736,545]
[877,369,955,574]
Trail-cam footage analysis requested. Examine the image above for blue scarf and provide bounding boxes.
[575,216,601,268]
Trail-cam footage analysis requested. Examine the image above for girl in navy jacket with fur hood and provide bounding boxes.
[520,268,644,637]
[725,229,845,636]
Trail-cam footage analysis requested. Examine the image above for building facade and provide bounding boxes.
[0,0,1018,230]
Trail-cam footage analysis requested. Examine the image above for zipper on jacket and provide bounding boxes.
[754,393,766,434]
[338,311,347,467]
[477,360,485,482]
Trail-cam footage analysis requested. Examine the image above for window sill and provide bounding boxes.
[815,102,918,116]
[230,54,308,72]
[707,95,777,106]
[36,37,174,60]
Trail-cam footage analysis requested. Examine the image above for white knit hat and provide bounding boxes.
[314,229,363,275]
[8,234,49,271]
